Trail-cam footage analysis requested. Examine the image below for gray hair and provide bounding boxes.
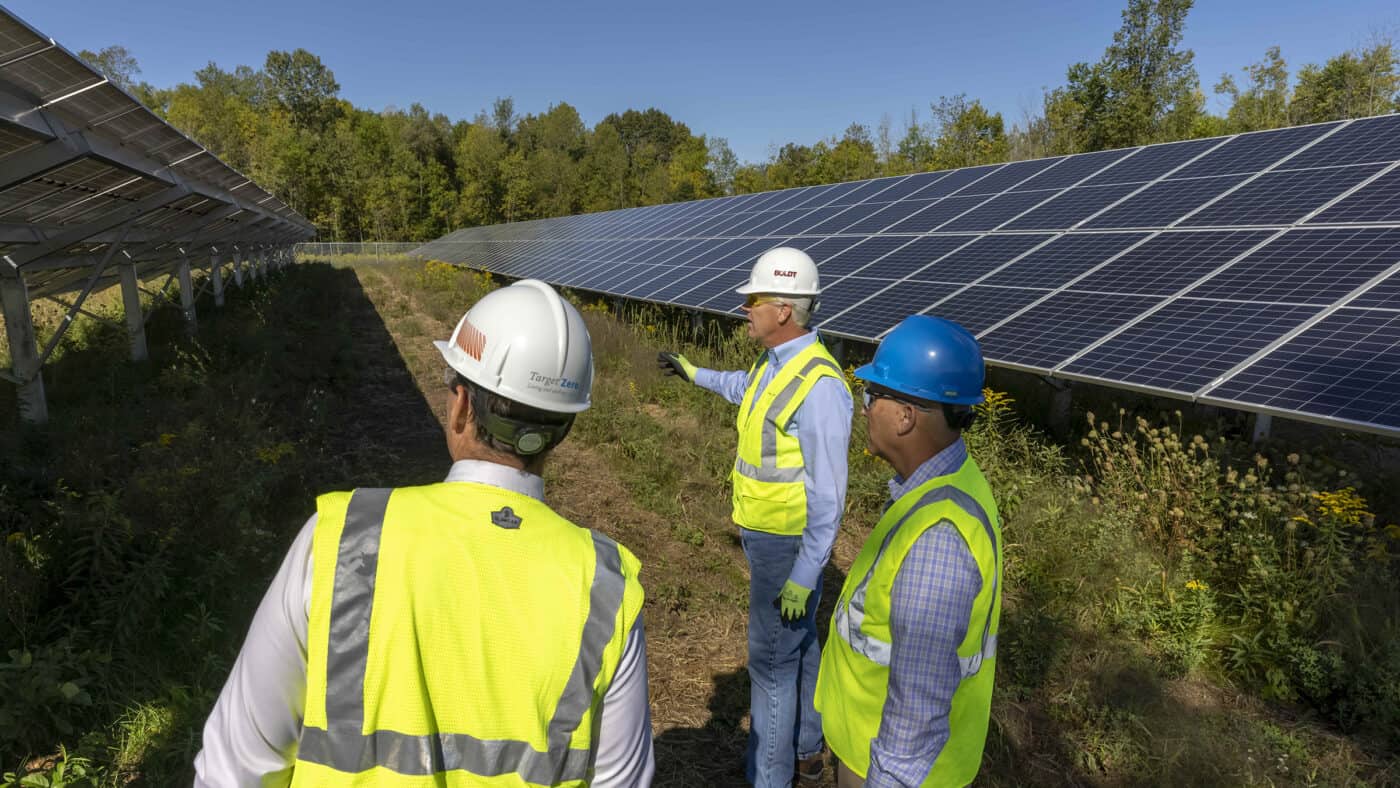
[780,296,814,328]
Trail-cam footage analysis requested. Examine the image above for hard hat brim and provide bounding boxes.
[734,283,822,296]
[854,362,984,406]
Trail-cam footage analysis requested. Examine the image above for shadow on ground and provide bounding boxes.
[0,263,446,782]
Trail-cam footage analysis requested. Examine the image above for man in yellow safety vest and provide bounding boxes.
[195,279,653,787]
[658,247,853,787]
[816,315,1002,788]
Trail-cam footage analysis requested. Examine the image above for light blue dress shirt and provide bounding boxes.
[868,438,984,788]
[693,331,852,591]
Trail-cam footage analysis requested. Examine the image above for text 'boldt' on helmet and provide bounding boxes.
[735,246,821,297]
[434,279,593,413]
[855,315,985,405]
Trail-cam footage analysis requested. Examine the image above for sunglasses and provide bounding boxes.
[744,294,786,309]
[444,367,466,392]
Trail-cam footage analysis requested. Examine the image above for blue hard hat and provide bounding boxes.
[855,315,985,405]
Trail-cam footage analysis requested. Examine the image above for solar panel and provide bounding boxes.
[414,113,1400,437]
[1063,299,1325,392]
[1205,308,1400,431]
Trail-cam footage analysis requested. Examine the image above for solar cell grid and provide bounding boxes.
[782,205,856,235]
[1180,163,1383,227]
[1173,122,1337,179]
[1011,147,1136,192]
[1209,308,1400,429]
[1084,175,1247,228]
[798,276,890,320]
[926,285,1050,334]
[1003,182,1140,230]
[1070,229,1276,295]
[855,235,977,280]
[884,195,990,233]
[982,232,1148,289]
[939,190,1056,232]
[980,291,1164,369]
[906,164,1001,198]
[1285,115,1400,169]
[913,233,1054,283]
[1308,165,1400,225]
[788,235,866,264]
[827,177,909,206]
[959,158,1061,195]
[820,280,963,338]
[1187,227,1400,305]
[802,202,887,235]
[1083,137,1220,185]
[837,199,938,234]
[818,236,910,276]
[869,171,950,202]
[776,183,843,211]
[1351,269,1400,310]
[1063,299,1323,391]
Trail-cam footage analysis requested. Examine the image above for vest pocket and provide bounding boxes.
[733,480,804,534]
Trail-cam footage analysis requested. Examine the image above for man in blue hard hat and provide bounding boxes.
[815,315,1003,788]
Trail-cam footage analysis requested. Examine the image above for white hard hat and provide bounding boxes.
[434,279,593,413]
[735,246,821,297]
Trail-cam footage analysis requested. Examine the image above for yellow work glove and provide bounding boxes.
[657,351,698,384]
[778,580,812,621]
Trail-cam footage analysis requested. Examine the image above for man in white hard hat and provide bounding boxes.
[196,279,653,787]
[659,247,853,787]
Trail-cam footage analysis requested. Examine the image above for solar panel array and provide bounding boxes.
[415,114,1400,438]
[0,8,314,299]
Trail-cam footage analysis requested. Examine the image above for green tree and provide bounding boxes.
[264,49,341,130]
[1292,41,1400,123]
[455,122,507,226]
[707,137,739,195]
[1215,46,1291,132]
[930,95,1008,168]
[1043,0,1202,151]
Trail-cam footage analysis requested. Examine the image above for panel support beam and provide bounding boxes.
[119,261,148,362]
[1251,413,1272,444]
[211,250,224,307]
[0,270,46,423]
[177,255,196,332]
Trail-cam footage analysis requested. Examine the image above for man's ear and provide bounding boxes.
[449,385,473,436]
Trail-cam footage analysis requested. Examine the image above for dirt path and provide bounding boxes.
[353,264,853,786]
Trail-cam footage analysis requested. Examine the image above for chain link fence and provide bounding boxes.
[294,242,422,257]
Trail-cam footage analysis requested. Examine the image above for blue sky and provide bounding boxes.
[11,0,1399,163]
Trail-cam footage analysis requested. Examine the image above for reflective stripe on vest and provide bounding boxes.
[832,484,998,677]
[734,354,842,484]
[296,488,626,782]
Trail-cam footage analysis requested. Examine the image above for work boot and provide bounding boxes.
[795,749,825,783]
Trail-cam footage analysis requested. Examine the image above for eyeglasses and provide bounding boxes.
[744,294,786,309]
[861,386,931,412]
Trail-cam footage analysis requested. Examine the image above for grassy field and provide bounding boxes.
[2,257,1397,786]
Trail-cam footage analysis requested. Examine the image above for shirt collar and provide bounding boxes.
[445,459,545,501]
[767,330,817,367]
[887,437,968,503]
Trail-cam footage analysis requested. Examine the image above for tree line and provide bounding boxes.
[80,0,1400,242]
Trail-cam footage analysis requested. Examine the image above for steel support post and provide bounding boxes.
[0,272,48,424]
[211,251,225,307]
[177,256,197,332]
[1251,413,1272,444]
[1047,379,1073,437]
[232,251,244,287]
[118,262,148,362]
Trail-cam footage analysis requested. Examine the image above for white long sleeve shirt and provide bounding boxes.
[194,460,654,787]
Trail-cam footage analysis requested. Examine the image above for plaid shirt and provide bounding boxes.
[867,438,983,788]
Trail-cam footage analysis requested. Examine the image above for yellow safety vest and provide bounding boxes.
[815,457,1001,787]
[290,482,644,787]
[730,338,847,535]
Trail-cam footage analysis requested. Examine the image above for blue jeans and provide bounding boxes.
[740,527,824,788]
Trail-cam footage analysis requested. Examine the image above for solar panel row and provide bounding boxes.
[416,114,1400,437]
